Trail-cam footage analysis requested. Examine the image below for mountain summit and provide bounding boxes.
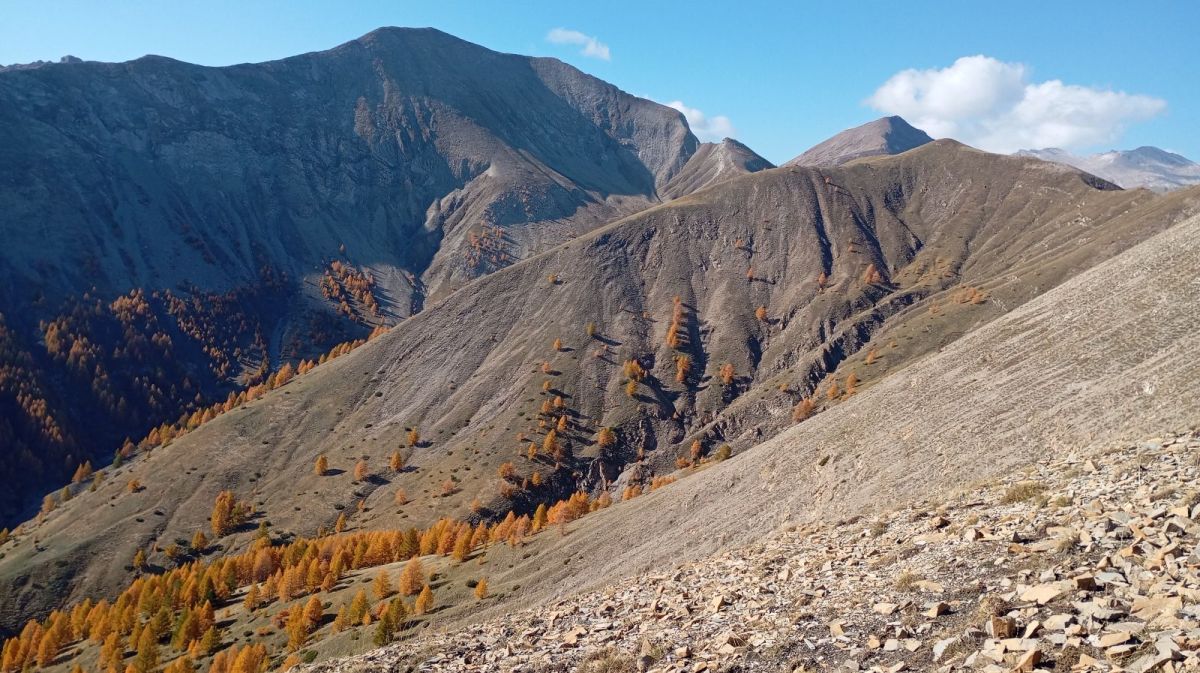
[1017,146,1200,192]
[786,115,934,166]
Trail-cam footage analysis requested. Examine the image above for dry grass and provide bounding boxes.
[576,647,634,673]
[1001,481,1047,504]
[1150,485,1177,502]
[894,570,923,592]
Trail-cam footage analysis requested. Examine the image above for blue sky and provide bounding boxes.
[2,1,1195,164]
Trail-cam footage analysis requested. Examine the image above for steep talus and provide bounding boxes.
[313,430,1200,672]
[452,208,1200,631]
[4,142,1196,634]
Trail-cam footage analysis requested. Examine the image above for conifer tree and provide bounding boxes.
[347,588,369,625]
[72,461,93,484]
[196,626,218,656]
[314,455,328,476]
[542,430,559,456]
[243,584,260,612]
[386,597,407,629]
[371,613,394,646]
[719,363,736,385]
[399,558,424,596]
[532,503,548,532]
[451,532,471,562]
[372,569,393,600]
[285,609,307,652]
[389,451,404,472]
[845,372,859,396]
[134,626,158,673]
[792,398,815,422]
[353,460,368,482]
[303,595,322,630]
[675,354,691,383]
[474,578,488,600]
[414,584,433,615]
[596,427,616,448]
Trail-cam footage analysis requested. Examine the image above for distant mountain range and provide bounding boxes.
[785,116,1200,193]
[1016,146,1200,192]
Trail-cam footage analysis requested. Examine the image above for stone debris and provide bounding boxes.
[304,430,1200,672]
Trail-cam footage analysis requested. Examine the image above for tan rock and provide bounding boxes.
[987,617,1017,639]
[562,625,586,645]
[1019,583,1063,605]
[714,631,746,651]
[924,602,949,618]
[1098,631,1132,648]
[1011,648,1041,672]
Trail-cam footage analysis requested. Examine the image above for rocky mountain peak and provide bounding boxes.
[786,115,934,167]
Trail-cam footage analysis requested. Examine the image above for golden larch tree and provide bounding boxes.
[719,363,735,385]
[414,584,433,615]
[399,558,425,596]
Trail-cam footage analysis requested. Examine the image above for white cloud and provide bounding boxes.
[867,55,1166,153]
[545,28,611,61]
[665,100,736,142]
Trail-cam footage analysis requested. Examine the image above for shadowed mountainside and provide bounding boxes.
[0,27,771,523]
